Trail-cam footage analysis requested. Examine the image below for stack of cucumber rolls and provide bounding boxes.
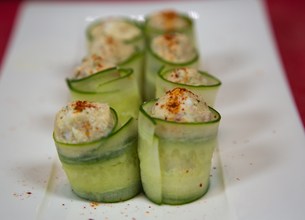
[138,10,221,205]
[53,16,145,203]
[53,10,222,206]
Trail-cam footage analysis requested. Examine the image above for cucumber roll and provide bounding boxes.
[156,67,221,107]
[87,17,145,50]
[88,35,144,95]
[53,101,141,202]
[145,33,199,100]
[145,10,195,42]
[67,67,141,124]
[138,88,221,205]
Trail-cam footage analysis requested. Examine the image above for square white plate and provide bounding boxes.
[1,0,305,219]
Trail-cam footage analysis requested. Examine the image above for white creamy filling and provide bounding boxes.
[73,54,116,79]
[165,67,208,85]
[151,88,212,122]
[147,10,189,31]
[54,101,115,144]
[151,33,196,63]
[90,35,135,64]
[91,18,141,41]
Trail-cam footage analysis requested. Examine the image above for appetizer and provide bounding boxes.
[87,17,144,49]
[156,67,221,106]
[145,9,195,42]
[138,88,221,205]
[145,32,199,100]
[53,100,141,202]
[67,67,141,124]
[88,35,144,96]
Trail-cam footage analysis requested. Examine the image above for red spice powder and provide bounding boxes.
[161,10,178,20]
[72,101,96,113]
[164,88,189,114]
[161,10,179,30]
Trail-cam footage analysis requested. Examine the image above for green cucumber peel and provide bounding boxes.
[66,67,133,93]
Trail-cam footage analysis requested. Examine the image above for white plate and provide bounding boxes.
[1,0,305,219]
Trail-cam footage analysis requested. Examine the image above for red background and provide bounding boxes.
[1,0,304,129]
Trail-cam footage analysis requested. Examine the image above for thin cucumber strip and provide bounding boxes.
[156,67,222,106]
[55,117,141,202]
[138,109,162,204]
[57,118,137,164]
[67,67,127,92]
[67,67,141,123]
[138,100,221,205]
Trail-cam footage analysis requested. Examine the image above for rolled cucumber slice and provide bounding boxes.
[66,67,141,124]
[138,100,221,205]
[54,117,141,203]
[156,67,222,107]
[144,43,199,101]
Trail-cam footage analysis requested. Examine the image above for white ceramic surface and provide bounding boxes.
[1,0,305,219]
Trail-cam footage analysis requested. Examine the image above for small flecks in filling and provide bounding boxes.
[151,88,212,122]
[54,101,115,144]
[74,54,115,79]
[90,35,135,64]
[90,18,141,41]
[148,10,189,31]
[151,33,196,63]
[165,67,208,86]
[71,100,97,113]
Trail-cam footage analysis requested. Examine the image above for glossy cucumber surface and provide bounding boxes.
[56,118,141,202]
[62,139,140,203]
[138,100,220,205]
[67,67,141,124]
